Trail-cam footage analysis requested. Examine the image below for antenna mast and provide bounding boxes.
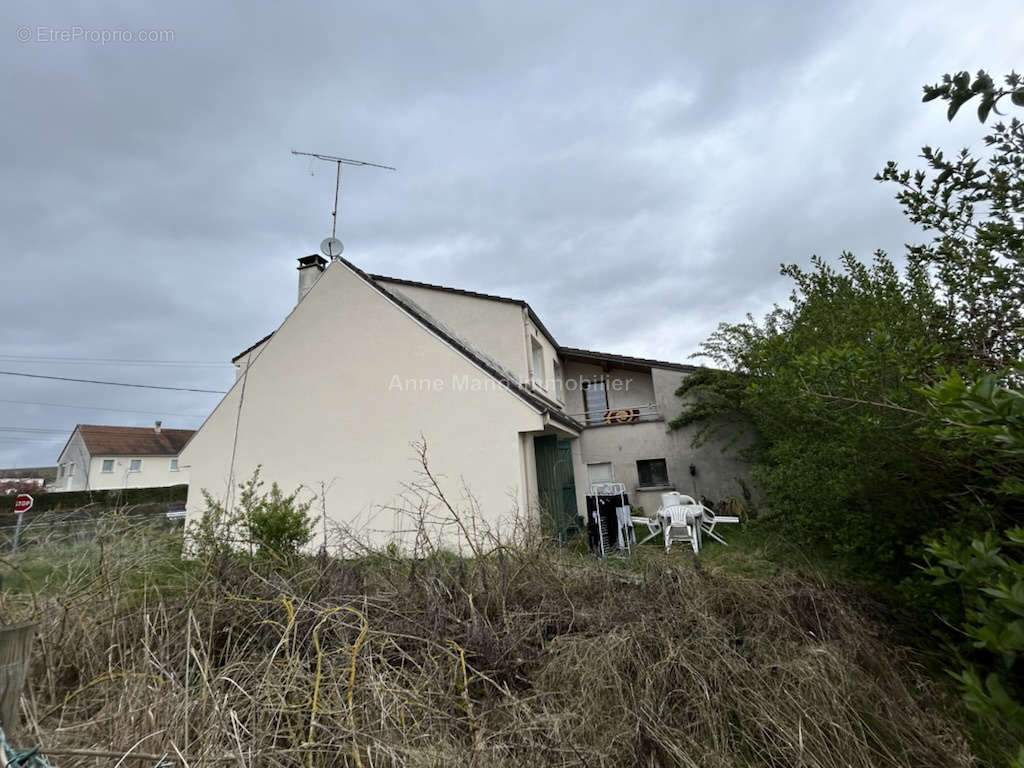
[291,150,396,259]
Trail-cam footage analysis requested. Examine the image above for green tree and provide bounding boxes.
[673,70,1023,578]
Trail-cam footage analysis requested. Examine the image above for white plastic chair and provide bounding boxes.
[629,514,662,546]
[698,503,740,545]
[662,504,702,554]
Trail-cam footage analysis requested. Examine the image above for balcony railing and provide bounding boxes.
[567,402,660,426]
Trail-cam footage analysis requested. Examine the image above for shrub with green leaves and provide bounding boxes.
[918,369,1024,759]
[188,467,317,560]
[672,70,1023,579]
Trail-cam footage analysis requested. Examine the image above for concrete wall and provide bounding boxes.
[561,361,657,420]
[182,261,551,553]
[86,454,188,490]
[375,280,530,383]
[560,362,752,517]
[650,367,754,506]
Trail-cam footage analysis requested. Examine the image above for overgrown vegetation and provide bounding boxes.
[673,70,1024,761]
[0,513,981,767]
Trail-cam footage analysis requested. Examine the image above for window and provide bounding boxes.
[530,338,544,388]
[637,458,669,488]
[67,462,75,477]
[101,459,114,473]
[582,380,609,424]
[128,459,142,472]
[169,458,179,472]
[57,464,64,479]
[587,462,613,486]
[552,361,563,401]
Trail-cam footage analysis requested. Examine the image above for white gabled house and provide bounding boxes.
[56,422,194,491]
[180,255,750,548]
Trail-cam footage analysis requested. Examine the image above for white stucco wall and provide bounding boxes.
[55,430,90,491]
[86,455,188,490]
[375,280,531,383]
[181,261,551,552]
[234,338,270,380]
[524,315,563,406]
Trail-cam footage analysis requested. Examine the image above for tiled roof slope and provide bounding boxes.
[76,425,195,456]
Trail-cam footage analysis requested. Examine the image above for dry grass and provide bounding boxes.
[0,509,977,768]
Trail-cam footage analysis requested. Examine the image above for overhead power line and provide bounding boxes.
[0,427,68,434]
[0,398,207,418]
[0,371,227,394]
[0,354,231,368]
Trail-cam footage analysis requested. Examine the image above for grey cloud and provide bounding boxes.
[1,0,1021,466]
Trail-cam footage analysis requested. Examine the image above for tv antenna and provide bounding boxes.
[291,150,396,259]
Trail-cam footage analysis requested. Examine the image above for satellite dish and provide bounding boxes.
[320,237,344,258]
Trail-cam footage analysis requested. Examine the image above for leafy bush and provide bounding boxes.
[189,467,316,560]
[671,71,1023,580]
[916,369,1024,761]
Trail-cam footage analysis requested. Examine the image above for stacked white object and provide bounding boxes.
[588,482,632,556]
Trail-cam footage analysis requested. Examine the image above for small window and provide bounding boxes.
[530,338,544,388]
[169,458,179,472]
[67,462,75,478]
[637,458,669,488]
[128,459,142,472]
[587,462,613,485]
[57,464,64,479]
[101,459,114,473]
[552,361,563,401]
[582,380,609,424]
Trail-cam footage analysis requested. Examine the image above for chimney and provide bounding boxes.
[297,254,328,303]
[154,420,162,433]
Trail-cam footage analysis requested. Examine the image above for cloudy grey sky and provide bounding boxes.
[1,0,1021,467]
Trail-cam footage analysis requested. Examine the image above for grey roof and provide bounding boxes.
[559,347,699,373]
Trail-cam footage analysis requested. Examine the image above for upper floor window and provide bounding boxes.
[582,380,608,424]
[67,462,75,477]
[169,458,179,472]
[552,360,563,402]
[128,459,142,472]
[101,459,114,473]
[530,338,544,388]
[637,458,669,488]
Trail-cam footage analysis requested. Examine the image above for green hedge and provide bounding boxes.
[0,484,188,514]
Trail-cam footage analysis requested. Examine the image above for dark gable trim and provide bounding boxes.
[231,331,275,363]
[226,267,696,420]
[370,273,562,354]
[346,260,582,433]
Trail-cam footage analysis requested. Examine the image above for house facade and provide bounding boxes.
[55,423,194,491]
[181,255,750,549]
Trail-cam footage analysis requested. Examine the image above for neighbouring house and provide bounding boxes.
[0,466,57,495]
[181,255,751,549]
[55,422,194,491]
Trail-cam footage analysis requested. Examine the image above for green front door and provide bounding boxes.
[534,435,579,542]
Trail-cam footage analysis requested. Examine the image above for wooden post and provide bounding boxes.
[0,623,35,730]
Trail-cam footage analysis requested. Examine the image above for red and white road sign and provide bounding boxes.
[13,494,33,514]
